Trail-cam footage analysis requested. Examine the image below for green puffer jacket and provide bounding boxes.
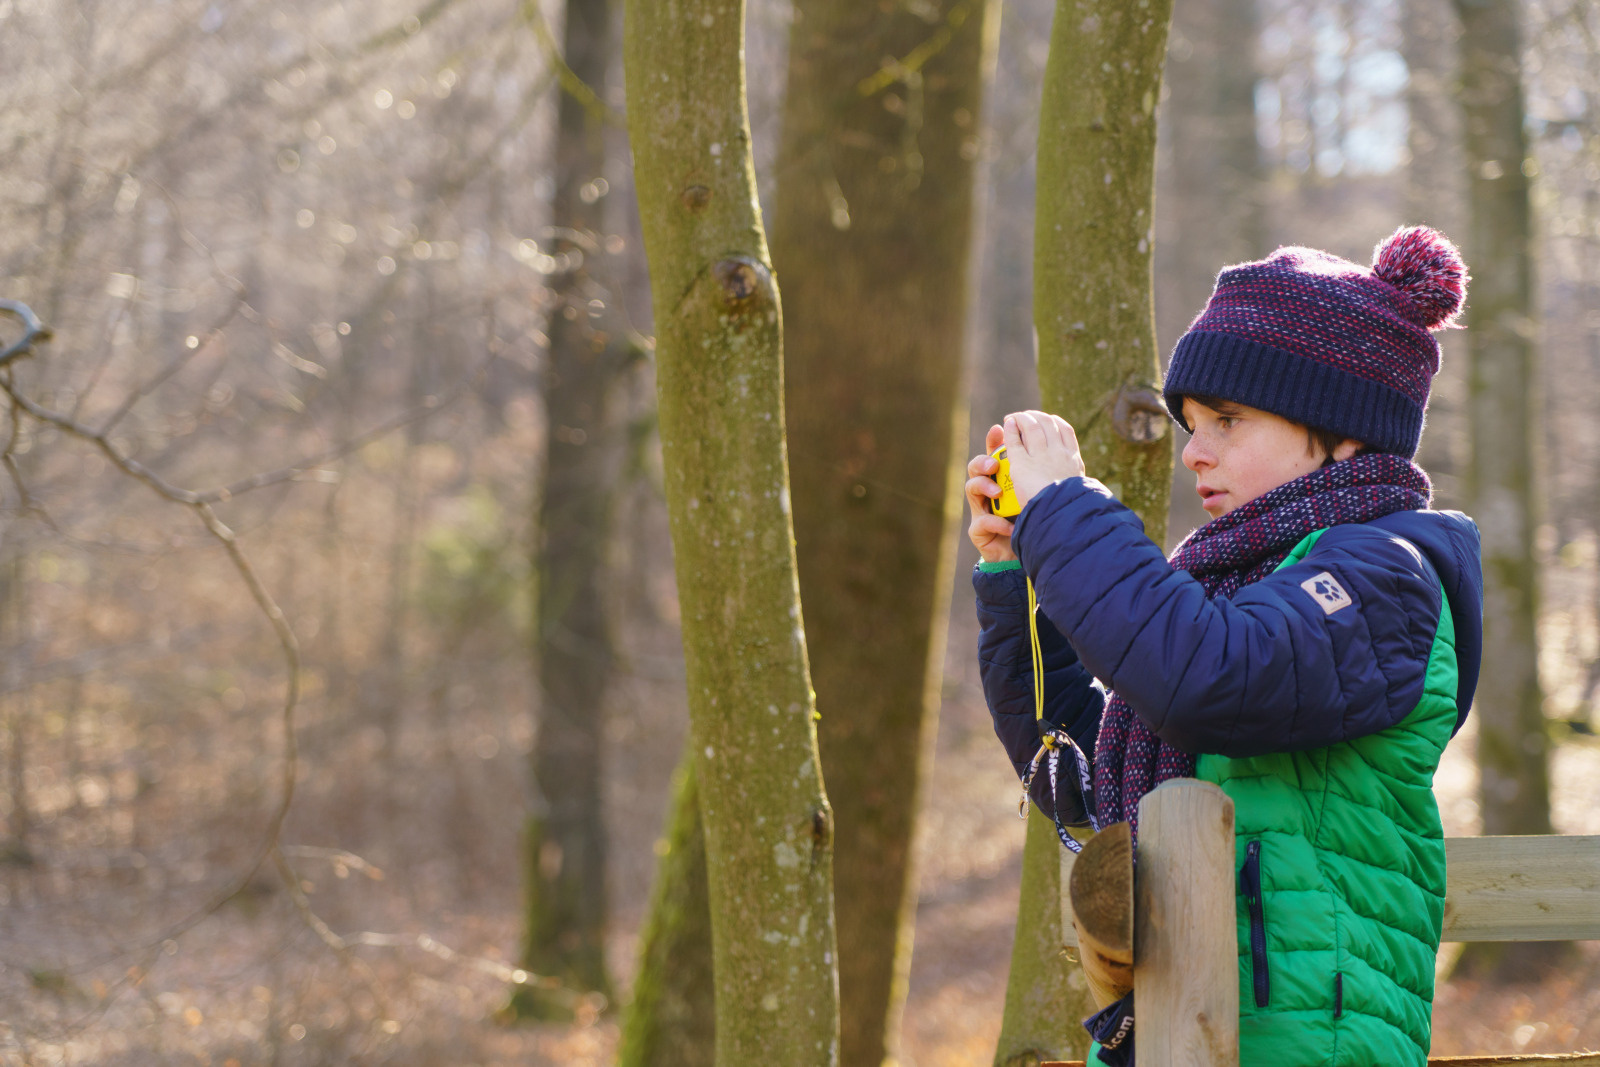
[1196,527,1463,1066]
[981,481,1483,1064]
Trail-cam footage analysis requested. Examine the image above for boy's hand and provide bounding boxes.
[966,423,1016,563]
[1003,410,1086,508]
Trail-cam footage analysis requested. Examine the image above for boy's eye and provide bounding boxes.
[1218,416,1239,429]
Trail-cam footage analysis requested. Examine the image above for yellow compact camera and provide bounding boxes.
[988,446,1022,518]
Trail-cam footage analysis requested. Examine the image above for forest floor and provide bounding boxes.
[5,584,1599,1066]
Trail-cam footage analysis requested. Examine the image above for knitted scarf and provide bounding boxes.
[1089,452,1433,840]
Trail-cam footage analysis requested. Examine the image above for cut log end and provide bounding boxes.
[1069,820,1133,956]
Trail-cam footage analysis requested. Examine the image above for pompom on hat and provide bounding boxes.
[1162,225,1469,458]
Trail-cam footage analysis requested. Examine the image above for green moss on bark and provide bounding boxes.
[625,1,840,1062]
[618,757,715,1067]
[997,1,1174,1060]
[995,812,1091,1066]
[1032,0,1175,546]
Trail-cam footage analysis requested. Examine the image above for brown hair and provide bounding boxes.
[1184,394,1364,465]
[1306,423,1362,465]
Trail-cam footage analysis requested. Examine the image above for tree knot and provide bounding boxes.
[809,805,833,857]
[1111,381,1168,444]
[712,256,774,315]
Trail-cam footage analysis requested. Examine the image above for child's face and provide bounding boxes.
[1180,398,1329,519]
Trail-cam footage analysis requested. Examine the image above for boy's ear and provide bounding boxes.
[1332,438,1364,462]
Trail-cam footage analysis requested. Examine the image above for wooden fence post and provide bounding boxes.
[1135,778,1239,1066]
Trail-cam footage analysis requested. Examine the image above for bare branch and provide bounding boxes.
[0,300,53,365]
[270,845,393,1023]
[345,931,572,996]
[207,392,448,502]
[518,0,622,128]
[1,317,490,510]
[280,844,387,881]
[2,376,205,504]
[0,300,494,948]
[96,288,247,435]
[125,0,475,175]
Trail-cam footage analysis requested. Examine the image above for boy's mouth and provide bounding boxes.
[1197,485,1225,510]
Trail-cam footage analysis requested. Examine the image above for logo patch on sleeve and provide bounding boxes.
[1301,571,1353,614]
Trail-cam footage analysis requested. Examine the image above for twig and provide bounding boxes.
[0,301,481,980]
[855,0,978,98]
[518,0,621,128]
[207,393,449,502]
[345,931,569,996]
[94,186,249,434]
[96,290,247,434]
[72,299,134,422]
[280,844,387,881]
[270,845,394,1023]
[2,350,486,507]
[0,300,52,365]
[125,0,473,175]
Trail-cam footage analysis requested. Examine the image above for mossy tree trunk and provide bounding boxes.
[1156,0,1263,544]
[994,811,1084,1067]
[996,2,1174,1063]
[617,756,715,1067]
[769,3,997,1064]
[625,0,840,1062]
[1453,0,1561,980]
[514,0,624,1018]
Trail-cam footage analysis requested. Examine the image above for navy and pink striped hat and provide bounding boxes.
[1162,226,1469,457]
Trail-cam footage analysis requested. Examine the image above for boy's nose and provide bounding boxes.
[1182,434,1212,473]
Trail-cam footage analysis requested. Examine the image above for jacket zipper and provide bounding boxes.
[1240,839,1270,1008]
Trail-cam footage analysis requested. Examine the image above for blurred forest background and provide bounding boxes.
[1,0,1598,1064]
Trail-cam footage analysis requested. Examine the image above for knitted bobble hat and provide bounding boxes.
[1162,225,1468,457]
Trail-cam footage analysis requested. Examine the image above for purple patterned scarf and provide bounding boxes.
[1089,452,1432,840]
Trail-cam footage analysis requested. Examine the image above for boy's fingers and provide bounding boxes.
[1003,414,1022,454]
[972,513,1014,538]
[1052,414,1078,451]
[965,475,1000,501]
[985,423,1005,453]
[1014,411,1048,455]
[968,453,997,478]
[1026,410,1067,451]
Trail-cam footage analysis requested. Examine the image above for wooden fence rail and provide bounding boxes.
[1442,835,1600,943]
[1047,779,1600,1067]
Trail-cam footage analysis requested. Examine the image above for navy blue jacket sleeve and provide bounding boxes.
[1011,478,1446,758]
[975,564,1104,823]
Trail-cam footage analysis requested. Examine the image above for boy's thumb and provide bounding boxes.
[1003,414,1021,453]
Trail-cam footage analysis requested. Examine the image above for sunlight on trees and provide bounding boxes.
[1,0,1599,1061]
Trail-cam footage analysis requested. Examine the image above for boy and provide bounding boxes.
[968,227,1483,1067]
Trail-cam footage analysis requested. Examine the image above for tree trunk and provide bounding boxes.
[997,1,1174,1060]
[617,755,715,1067]
[625,1,840,1062]
[1156,0,1263,547]
[1403,0,1467,489]
[1453,0,1561,980]
[0,555,32,867]
[768,3,996,1064]
[1404,0,1462,225]
[514,0,622,1018]
[993,812,1086,1067]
